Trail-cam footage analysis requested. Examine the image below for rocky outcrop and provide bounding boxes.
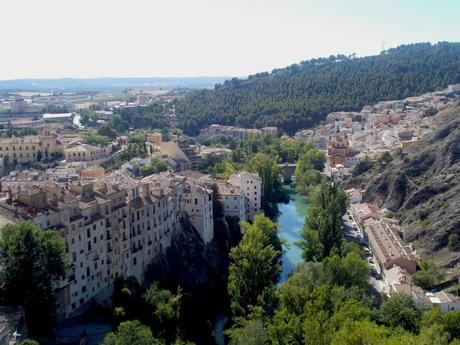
[343,103,460,270]
[145,217,240,344]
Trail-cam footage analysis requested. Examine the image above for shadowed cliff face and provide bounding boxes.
[343,103,460,270]
[145,217,240,345]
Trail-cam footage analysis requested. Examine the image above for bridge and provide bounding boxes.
[278,163,297,183]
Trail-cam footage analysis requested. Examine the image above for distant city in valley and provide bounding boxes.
[0,76,232,92]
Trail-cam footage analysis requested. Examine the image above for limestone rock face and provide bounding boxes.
[344,103,460,270]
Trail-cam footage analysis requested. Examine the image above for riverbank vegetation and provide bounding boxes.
[222,184,460,345]
[198,133,326,217]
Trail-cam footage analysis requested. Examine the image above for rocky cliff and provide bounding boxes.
[343,103,460,272]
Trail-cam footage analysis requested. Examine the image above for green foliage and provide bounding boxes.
[418,209,429,221]
[377,294,423,332]
[209,159,239,179]
[228,215,281,317]
[0,222,67,334]
[298,183,348,260]
[424,107,439,117]
[378,151,393,165]
[177,42,460,135]
[83,130,112,146]
[102,143,146,171]
[114,103,169,130]
[20,340,40,345]
[102,320,165,345]
[448,234,460,250]
[112,114,130,133]
[79,109,98,126]
[144,283,182,324]
[228,319,269,345]
[352,157,374,176]
[294,149,326,195]
[98,124,117,139]
[140,158,168,177]
[246,153,286,218]
[412,260,444,289]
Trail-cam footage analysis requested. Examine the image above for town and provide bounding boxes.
[0,32,460,345]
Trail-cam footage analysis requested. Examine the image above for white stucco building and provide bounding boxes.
[228,172,262,221]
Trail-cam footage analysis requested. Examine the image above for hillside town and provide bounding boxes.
[294,83,460,180]
[0,165,261,319]
[0,80,459,341]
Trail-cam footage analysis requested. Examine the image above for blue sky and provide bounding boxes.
[1,0,459,79]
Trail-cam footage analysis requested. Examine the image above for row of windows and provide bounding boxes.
[0,145,36,151]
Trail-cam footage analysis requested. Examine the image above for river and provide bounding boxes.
[213,186,309,344]
[277,186,310,283]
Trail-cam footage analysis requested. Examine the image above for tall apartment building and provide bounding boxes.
[0,168,261,318]
[228,172,262,220]
[215,181,246,220]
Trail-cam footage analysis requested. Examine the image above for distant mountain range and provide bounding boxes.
[0,77,232,92]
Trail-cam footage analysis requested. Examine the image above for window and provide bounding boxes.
[194,198,198,205]
[82,286,86,293]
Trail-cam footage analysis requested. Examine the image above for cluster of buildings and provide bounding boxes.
[0,166,262,319]
[347,189,460,312]
[201,124,278,138]
[144,132,233,172]
[294,84,460,180]
[0,125,114,170]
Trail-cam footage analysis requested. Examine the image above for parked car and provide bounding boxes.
[371,268,381,279]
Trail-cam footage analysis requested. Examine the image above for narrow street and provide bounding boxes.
[343,212,389,295]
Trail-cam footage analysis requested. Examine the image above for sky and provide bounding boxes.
[1,0,459,80]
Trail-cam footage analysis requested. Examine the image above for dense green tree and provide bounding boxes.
[298,183,348,260]
[2,154,11,174]
[114,104,169,130]
[246,153,286,218]
[209,159,238,179]
[144,283,182,324]
[0,222,67,334]
[98,124,117,139]
[377,294,423,332]
[412,259,444,289]
[83,130,112,146]
[448,234,460,250]
[140,158,168,177]
[102,320,165,345]
[228,215,281,317]
[228,319,269,345]
[294,160,325,196]
[112,114,130,133]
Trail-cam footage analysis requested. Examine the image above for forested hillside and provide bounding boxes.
[176,42,460,135]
